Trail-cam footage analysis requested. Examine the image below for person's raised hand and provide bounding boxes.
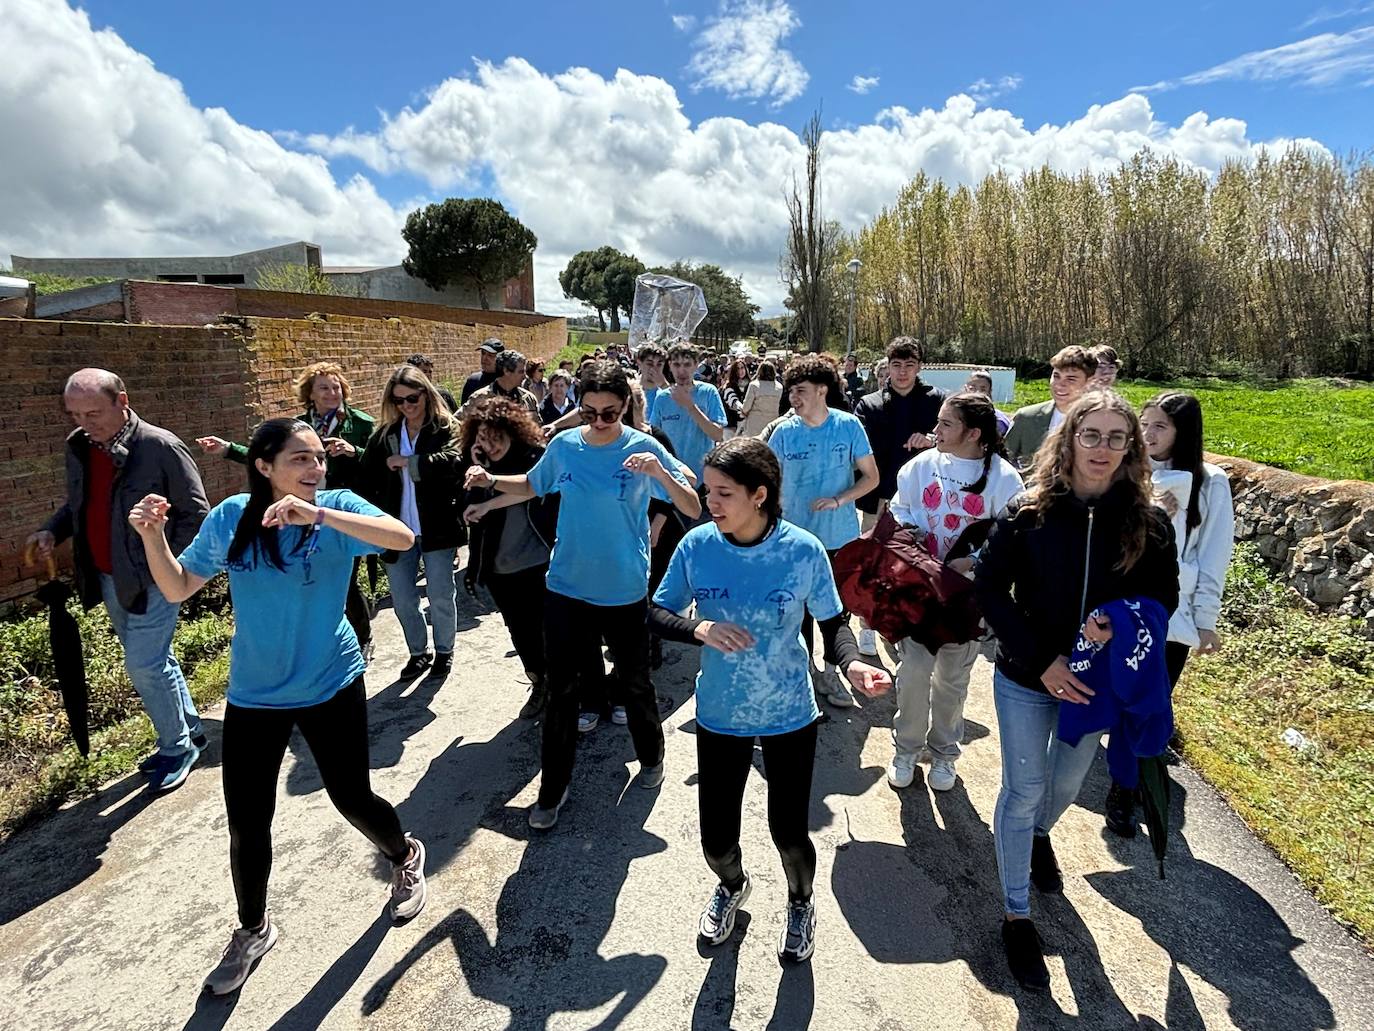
[465,465,494,490]
[624,452,666,479]
[846,661,892,697]
[385,455,409,471]
[323,437,355,458]
[904,432,934,451]
[262,494,319,529]
[695,620,756,654]
[463,502,488,524]
[196,436,229,457]
[128,494,171,537]
[1041,655,1094,704]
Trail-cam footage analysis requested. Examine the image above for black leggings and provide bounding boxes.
[485,563,548,681]
[697,720,819,902]
[344,558,372,649]
[1166,641,1190,688]
[222,677,407,928]
[801,548,843,660]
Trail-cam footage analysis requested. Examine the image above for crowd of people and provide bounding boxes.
[27,330,1234,996]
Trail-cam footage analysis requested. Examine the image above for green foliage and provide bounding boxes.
[559,247,646,332]
[402,198,537,310]
[1175,543,1374,941]
[1012,376,1374,481]
[1,267,117,294]
[255,262,355,295]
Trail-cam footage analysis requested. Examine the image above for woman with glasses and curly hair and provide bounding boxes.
[973,391,1178,992]
[360,366,465,681]
[461,396,556,718]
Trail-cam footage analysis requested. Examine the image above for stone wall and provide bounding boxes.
[1215,453,1374,624]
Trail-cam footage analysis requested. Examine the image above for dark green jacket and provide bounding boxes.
[1003,400,1057,471]
[226,406,375,491]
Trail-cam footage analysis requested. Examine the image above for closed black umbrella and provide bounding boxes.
[27,550,90,756]
[1137,754,1172,878]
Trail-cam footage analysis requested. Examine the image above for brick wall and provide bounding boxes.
[0,306,567,605]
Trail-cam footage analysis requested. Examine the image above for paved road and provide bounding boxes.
[1,578,1371,1030]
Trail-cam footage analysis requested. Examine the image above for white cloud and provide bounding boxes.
[1299,3,1374,30]
[671,14,696,32]
[686,0,808,107]
[964,75,1023,104]
[1134,26,1374,92]
[847,75,880,95]
[0,0,1335,318]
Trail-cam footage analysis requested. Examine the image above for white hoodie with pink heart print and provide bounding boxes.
[889,449,1025,560]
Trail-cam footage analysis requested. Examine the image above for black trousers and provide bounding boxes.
[222,677,407,928]
[539,591,663,807]
[697,720,819,902]
[485,563,549,682]
[344,557,372,649]
[801,548,843,660]
[1166,641,1190,688]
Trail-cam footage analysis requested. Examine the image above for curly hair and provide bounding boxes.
[1022,390,1155,572]
[458,395,545,458]
[781,354,840,394]
[294,361,351,408]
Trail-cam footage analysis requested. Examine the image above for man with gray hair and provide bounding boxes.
[463,349,540,417]
[26,369,209,792]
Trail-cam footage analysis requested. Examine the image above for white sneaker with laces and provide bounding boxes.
[928,757,958,792]
[858,628,879,656]
[203,916,278,996]
[886,752,919,789]
[778,897,817,963]
[699,873,752,945]
[390,835,427,921]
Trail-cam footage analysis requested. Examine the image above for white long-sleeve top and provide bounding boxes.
[1154,459,1235,646]
[890,449,1024,559]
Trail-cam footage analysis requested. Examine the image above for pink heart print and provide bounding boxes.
[922,482,942,510]
[962,492,985,517]
[943,513,962,530]
[943,535,960,554]
[924,532,939,555]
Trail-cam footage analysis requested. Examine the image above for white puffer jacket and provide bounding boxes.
[1158,461,1235,647]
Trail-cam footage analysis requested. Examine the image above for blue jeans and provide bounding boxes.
[386,539,457,657]
[99,574,202,757]
[992,669,1101,917]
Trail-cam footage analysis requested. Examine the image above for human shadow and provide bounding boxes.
[691,911,752,1030]
[362,776,669,1030]
[0,715,226,926]
[262,908,392,1030]
[830,778,1136,1028]
[1086,780,1337,1031]
[765,961,815,1031]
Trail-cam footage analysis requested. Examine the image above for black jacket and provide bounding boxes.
[464,442,557,587]
[973,480,1179,694]
[359,419,466,554]
[852,381,947,513]
[44,411,209,613]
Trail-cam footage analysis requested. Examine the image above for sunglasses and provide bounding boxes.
[580,405,624,425]
[392,392,425,407]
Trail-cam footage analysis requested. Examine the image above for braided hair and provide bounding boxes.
[942,392,1008,496]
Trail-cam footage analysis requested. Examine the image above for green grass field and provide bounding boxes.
[1013,377,1374,482]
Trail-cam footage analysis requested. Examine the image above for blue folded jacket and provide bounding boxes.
[1057,597,1173,789]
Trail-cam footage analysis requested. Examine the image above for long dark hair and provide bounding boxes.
[942,392,1009,496]
[227,418,316,571]
[704,437,783,522]
[1143,391,1205,537]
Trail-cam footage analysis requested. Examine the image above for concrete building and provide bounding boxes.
[11,241,535,313]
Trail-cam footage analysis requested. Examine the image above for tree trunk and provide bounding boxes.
[609,308,622,333]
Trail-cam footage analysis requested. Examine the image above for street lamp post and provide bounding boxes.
[846,257,862,356]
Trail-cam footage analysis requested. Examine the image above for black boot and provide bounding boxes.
[1105,781,1138,838]
[1030,834,1063,894]
[1001,918,1050,992]
[520,675,548,719]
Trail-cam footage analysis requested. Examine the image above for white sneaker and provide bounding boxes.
[887,752,919,789]
[699,873,752,945]
[822,664,855,708]
[203,916,278,995]
[389,835,427,921]
[858,628,879,656]
[928,757,958,792]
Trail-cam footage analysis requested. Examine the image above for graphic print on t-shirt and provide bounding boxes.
[893,449,1024,561]
[767,409,874,550]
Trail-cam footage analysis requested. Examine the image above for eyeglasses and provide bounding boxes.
[580,405,624,425]
[1075,429,1131,451]
[392,392,424,407]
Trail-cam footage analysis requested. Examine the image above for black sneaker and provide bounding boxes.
[519,678,547,719]
[1105,782,1138,838]
[429,653,453,679]
[1030,834,1063,894]
[1001,918,1050,992]
[400,653,433,679]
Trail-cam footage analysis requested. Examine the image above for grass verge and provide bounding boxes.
[1174,544,1374,943]
[1012,376,1374,482]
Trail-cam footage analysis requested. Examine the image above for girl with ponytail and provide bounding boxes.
[886,392,1024,794]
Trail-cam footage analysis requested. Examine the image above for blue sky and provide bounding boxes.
[4,0,1372,313]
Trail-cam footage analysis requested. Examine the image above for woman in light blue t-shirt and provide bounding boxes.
[129,418,428,997]
[650,437,891,965]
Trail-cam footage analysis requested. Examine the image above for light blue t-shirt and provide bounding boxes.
[650,381,727,478]
[644,386,663,424]
[654,520,842,737]
[177,490,385,709]
[527,425,691,606]
[767,409,874,550]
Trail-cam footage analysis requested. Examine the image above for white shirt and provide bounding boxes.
[398,423,421,536]
[1048,406,1066,434]
[890,449,1024,559]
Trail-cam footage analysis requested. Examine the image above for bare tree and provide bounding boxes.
[783,111,837,352]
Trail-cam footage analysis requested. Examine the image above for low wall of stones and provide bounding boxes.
[1214,453,1374,626]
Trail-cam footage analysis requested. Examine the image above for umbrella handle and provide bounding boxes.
[21,542,57,583]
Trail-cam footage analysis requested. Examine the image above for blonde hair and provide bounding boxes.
[295,361,351,407]
[376,365,455,434]
[1022,390,1155,571]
